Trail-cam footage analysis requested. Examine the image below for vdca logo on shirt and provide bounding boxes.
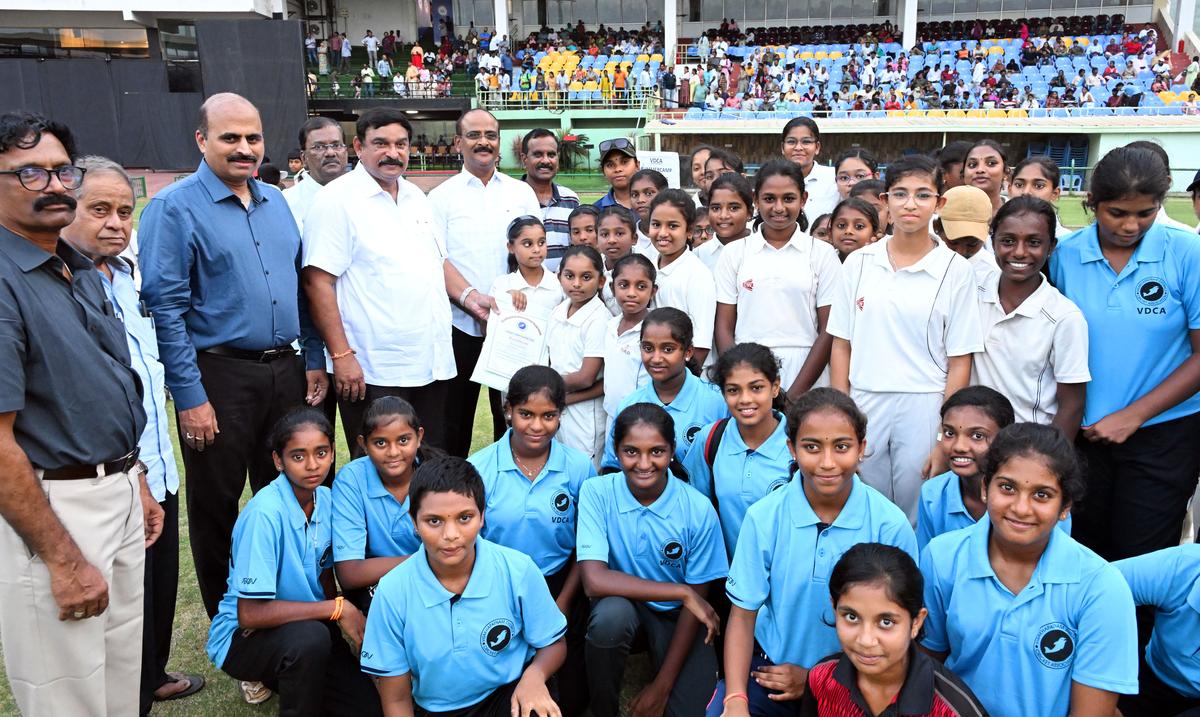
[767,477,790,493]
[480,618,516,656]
[550,491,572,523]
[684,424,704,447]
[1135,277,1168,315]
[660,539,686,568]
[1034,622,1075,669]
[318,545,334,571]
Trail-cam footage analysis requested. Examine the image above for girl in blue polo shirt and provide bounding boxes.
[468,365,597,716]
[683,342,793,557]
[601,308,729,470]
[333,397,441,611]
[362,455,567,717]
[920,422,1139,717]
[710,389,916,717]
[1114,544,1200,717]
[1049,145,1200,561]
[206,409,381,717]
[578,403,728,717]
[917,386,1015,550]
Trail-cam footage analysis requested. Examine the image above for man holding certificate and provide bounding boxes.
[302,107,455,454]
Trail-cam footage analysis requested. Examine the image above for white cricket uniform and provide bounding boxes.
[543,295,609,465]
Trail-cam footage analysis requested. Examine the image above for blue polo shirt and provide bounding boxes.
[331,456,420,562]
[576,472,728,611]
[360,539,567,712]
[727,474,915,668]
[681,413,793,556]
[1114,544,1200,699]
[468,432,598,575]
[1049,223,1200,427]
[207,475,333,668]
[916,471,1072,551]
[601,372,730,470]
[921,518,1139,717]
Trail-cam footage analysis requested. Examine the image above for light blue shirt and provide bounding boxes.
[576,472,728,612]
[331,456,420,562]
[921,518,1139,717]
[469,432,597,575]
[139,161,322,410]
[360,539,567,712]
[1049,223,1200,427]
[681,413,793,556]
[601,372,730,470]
[207,475,333,668]
[99,259,178,501]
[727,474,915,667]
[1114,544,1200,699]
[916,470,1071,551]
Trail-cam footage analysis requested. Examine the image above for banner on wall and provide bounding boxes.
[431,0,454,42]
[637,151,681,188]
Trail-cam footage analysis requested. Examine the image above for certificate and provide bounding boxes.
[470,296,549,392]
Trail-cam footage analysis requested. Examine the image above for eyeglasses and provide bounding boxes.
[884,189,939,204]
[0,165,86,191]
[783,137,818,148]
[599,138,634,155]
[463,130,499,141]
[691,225,715,237]
[836,172,873,184]
[307,142,346,153]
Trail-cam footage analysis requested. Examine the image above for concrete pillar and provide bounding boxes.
[1174,0,1196,52]
[665,0,678,65]
[901,0,918,50]
[494,0,508,44]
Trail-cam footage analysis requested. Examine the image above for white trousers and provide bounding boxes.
[852,390,943,526]
[0,470,145,716]
[559,397,606,470]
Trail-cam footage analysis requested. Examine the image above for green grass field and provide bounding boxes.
[0,181,1192,715]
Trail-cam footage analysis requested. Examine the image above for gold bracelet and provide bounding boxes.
[330,348,356,361]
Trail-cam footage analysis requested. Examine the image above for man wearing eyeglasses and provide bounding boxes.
[302,108,454,453]
[138,93,327,621]
[283,117,348,233]
[431,108,542,456]
[0,112,157,716]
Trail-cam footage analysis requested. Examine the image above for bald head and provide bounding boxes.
[198,93,259,138]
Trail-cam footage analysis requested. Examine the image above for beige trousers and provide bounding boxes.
[0,470,145,716]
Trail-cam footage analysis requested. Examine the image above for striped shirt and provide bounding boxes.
[800,649,989,717]
[523,178,579,272]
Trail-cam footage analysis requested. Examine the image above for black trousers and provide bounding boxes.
[139,491,179,716]
[1073,411,1200,561]
[222,620,382,717]
[183,352,307,617]
[444,328,505,457]
[1119,648,1200,717]
[320,373,338,488]
[546,560,588,717]
[338,381,449,459]
[416,679,526,717]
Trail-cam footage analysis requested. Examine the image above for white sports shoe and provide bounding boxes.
[240,680,273,705]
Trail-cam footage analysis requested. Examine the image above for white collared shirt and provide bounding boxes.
[715,227,841,350]
[653,249,716,351]
[282,170,327,233]
[302,164,455,386]
[967,248,1001,286]
[429,169,543,336]
[488,268,564,322]
[602,315,646,421]
[543,295,609,375]
[804,162,841,224]
[973,272,1091,424]
[829,236,983,393]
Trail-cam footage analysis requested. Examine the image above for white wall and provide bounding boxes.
[4,0,274,14]
[338,0,418,44]
[1093,132,1200,193]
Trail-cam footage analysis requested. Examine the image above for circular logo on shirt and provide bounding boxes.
[767,477,790,493]
[1034,623,1075,668]
[318,545,334,570]
[552,491,572,514]
[684,424,704,446]
[480,618,515,656]
[661,539,685,563]
[1135,277,1167,306]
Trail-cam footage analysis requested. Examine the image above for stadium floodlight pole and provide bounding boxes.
[665,0,678,65]
[900,0,918,51]
[494,0,508,45]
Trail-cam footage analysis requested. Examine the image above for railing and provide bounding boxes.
[476,86,659,111]
[305,78,463,100]
[661,105,1200,119]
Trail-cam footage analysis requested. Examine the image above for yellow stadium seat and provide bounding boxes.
[924,109,946,118]
[828,51,842,59]
[636,54,649,63]
[583,81,597,90]
[1008,109,1028,118]
[650,53,663,62]
[887,110,906,118]
[814,51,828,60]
[966,109,986,118]
[1061,37,1073,47]
[987,46,1004,54]
[987,109,1007,118]
[905,109,925,117]
[569,81,583,91]
[1158,91,1176,104]
[947,109,967,117]
[1076,36,1089,45]
[799,51,814,60]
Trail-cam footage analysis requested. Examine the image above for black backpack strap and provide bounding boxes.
[703,418,731,515]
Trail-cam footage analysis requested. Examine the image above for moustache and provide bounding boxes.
[226,154,257,164]
[378,158,404,167]
[33,195,77,212]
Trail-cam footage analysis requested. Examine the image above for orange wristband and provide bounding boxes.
[330,348,356,361]
[723,692,748,705]
[330,596,344,621]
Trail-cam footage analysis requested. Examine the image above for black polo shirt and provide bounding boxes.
[0,225,145,469]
